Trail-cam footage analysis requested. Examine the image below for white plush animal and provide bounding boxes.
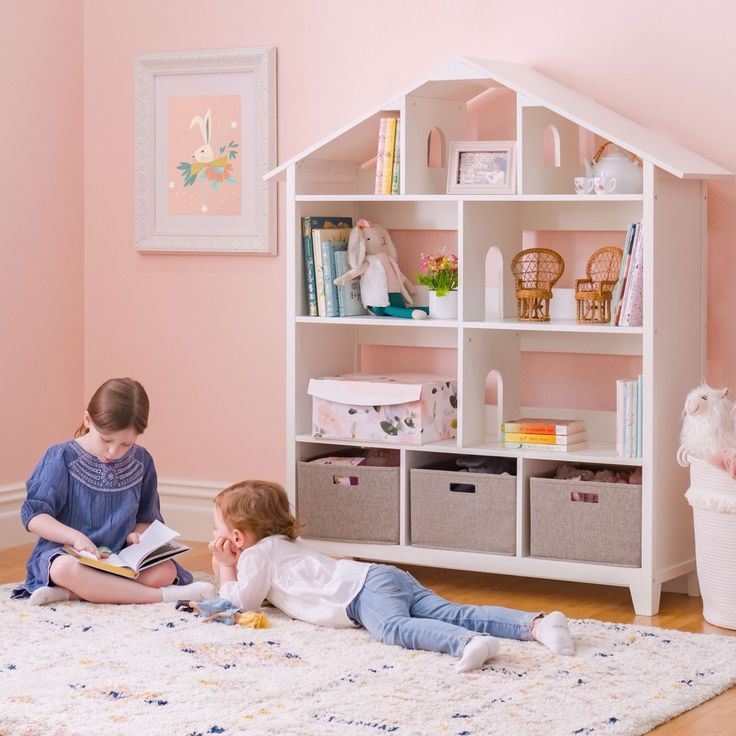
[333,219,428,319]
[678,384,736,465]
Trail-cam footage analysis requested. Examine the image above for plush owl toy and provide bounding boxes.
[678,384,736,474]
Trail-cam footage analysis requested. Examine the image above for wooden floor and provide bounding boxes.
[2,542,734,734]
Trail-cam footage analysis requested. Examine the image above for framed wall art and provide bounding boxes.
[135,47,276,254]
[446,140,516,195]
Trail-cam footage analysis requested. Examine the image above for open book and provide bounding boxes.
[63,520,190,579]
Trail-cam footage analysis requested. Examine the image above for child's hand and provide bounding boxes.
[209,536,238,567]
[69,532,100,558]
[126,532,142,546]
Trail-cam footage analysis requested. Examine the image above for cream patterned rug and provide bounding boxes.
[1,584,735,736]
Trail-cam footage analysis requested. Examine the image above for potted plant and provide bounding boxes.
[417,250,459,319]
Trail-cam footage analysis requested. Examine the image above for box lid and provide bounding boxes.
[308,373,451,406]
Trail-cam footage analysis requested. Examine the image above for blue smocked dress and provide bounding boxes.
[11,440,193,598]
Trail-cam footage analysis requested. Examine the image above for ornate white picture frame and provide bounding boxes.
[446,140,516,195]
[135,47,276,254]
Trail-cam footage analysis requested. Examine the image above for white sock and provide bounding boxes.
[455,635,500,673]
[29,586,71,606]
[534,611,575,655]
[161,581,217,603]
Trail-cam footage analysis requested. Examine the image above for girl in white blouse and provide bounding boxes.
[210,480,574,673]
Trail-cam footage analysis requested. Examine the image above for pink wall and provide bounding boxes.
[76,1,736,485]
[0,1,84,483]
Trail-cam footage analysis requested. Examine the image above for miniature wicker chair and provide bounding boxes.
[510,248,565,322]
[574,246,624,323]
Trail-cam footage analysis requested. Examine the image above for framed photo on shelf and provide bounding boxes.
[134,47,276,254]
[446,140,516,194]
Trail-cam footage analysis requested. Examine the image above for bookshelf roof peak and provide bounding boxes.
[264,55,731,182]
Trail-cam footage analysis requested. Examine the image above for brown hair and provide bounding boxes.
[215,480,301,542]
[74,378,150,438]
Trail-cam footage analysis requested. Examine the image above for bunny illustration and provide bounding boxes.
[190,109,215,163]
[176,108,239,191]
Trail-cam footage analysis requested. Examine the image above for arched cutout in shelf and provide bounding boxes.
[484,245,504,321]
[427,127,445,168]
[484,368,504,438]
[543,123,561,168]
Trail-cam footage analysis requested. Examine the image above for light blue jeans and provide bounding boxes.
[346,564,539,658]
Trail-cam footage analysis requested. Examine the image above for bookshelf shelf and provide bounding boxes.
[272,57,729,616]
[295,193,644,203]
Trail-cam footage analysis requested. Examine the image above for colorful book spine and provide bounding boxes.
[616,378,626,456]
[390,125,401,195]
[502,431,587,445]
[312,228,352,317]
[614,222,640,325]
[501,441,588,452]
[616,376,640,458]
[334,249,367,317]
[636,373,643,457]
[610,223,636,324]
[300,217,353,317]
[381,117,398,194]
[374,118,387,194]
[625,378,636,456]
[619,222,644,327]
[320,240,347,317]
[301,217,319,317]
[500,418,586,435]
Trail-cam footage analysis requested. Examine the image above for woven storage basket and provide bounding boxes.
[686,457,736,629]
[297,461,400,543]
[410,467,516,554]
[530,475,641,566]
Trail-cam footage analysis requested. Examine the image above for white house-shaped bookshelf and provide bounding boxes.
[266,56,731,615]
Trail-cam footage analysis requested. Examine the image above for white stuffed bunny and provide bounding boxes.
[189,108,214,163]
[333,219,428,319]
[678,383,736,465]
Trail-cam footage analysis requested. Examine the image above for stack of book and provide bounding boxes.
[500,418,587,452]
[374,116,400,195]
[611,221,644,327]
[301,216,367,318]
[616,374,642,457]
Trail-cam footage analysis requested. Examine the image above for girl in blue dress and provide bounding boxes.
[12,378,215,606]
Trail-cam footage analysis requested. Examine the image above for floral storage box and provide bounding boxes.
[308,373,457,445]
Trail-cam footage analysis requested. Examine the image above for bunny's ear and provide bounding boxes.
[348,226,366,270]
[204,109,211,144]
[380,225,398,261]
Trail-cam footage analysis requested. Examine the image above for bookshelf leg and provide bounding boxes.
[629,582,662,616]
[686,570,701,597]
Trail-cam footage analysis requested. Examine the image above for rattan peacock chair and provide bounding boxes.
[510,247,565,322]
[574,246,624,323]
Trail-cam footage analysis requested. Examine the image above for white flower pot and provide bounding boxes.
[428,290,458,320]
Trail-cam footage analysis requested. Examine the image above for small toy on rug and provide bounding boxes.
[678,383,736,474]
[176,597,271,628]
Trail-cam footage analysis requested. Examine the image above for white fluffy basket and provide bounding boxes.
[686,457,736,629]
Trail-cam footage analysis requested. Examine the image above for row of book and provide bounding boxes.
[611,222,644,326]
[500,417,587,452]
[301,216,367,317]
[374,117,401,195]
[616,375,643,458]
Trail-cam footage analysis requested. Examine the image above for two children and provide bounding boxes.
[210,479,574,673]
[12,378,215,605]
[15,377,574,670]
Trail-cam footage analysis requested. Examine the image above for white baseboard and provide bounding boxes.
[158,478,225,542]
[0,483,33,548]
[0,478,225,550]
